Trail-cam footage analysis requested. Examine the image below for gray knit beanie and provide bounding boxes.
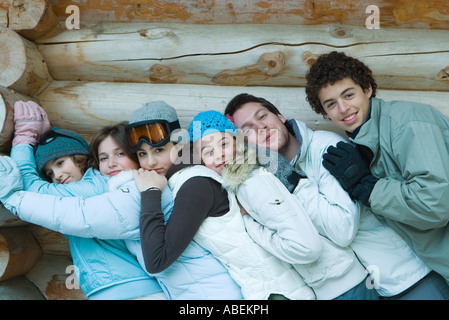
[35,127,89,174]
[128,101,182,147]
[129,101,179,126]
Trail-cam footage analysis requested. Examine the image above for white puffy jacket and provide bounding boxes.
[168,165,316,300]
[222,150,367,300]
[289,119,431,297]
[9,178,142,240]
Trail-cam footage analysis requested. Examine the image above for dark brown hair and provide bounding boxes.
[225,93,282,118]
[305,51,377,116]
[88,121,138,170]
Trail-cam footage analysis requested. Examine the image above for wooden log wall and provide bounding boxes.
[47,0,449,29]
[35,23,449,91]
[0,0,448,299]
[0,226,43,281]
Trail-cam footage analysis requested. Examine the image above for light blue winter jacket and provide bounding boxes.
[7,150,243,299]
[10,144,163,299]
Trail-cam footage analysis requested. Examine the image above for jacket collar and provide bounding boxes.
[348,99,373,139]
[286,119,314,165]
[350,98,383,160]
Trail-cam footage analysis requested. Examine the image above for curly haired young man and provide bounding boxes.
[306,51,449,293]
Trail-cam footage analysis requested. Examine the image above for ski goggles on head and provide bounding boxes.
[125,120,181,152]
[35,130,86,153]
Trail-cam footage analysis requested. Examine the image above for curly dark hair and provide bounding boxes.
[305,51,377,116]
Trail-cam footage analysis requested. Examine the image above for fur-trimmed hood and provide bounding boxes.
[221,146,260,194]
[222,143,305,194]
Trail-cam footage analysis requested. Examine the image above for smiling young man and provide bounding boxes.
[306,51,449,288]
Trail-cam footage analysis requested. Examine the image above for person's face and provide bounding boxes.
[318,77,373,133]
[197,132,236,175]
[98,135,139,177]
[232,102,289,152]
[136,142,179,176]
[44,156,84,184]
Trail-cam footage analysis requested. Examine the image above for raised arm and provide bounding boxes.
[0,156,141,240]
[11,144,109,197]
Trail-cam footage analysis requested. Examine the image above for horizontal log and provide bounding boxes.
[0,0,60,40]
[0,226,43,281]
[28,224,70,256]
[36,81,449,141]
[25,254,87,300]
[0,205,26,228]
[36,23,449,91]
[36,81,344,138]
[48,0,449,29]
[0,27,53,96]
[0,276,45,299]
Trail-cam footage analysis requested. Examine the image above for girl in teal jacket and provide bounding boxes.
[10,101,165,299]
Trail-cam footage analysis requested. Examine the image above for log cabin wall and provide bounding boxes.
[0,0,448,299]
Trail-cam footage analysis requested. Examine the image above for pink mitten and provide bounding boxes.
[12,101,51,147]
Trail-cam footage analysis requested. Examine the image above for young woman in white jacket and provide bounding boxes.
[187,110,379,300]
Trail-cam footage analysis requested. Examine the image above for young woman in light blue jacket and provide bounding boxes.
[10,101,164,300]
[3,101,243,300]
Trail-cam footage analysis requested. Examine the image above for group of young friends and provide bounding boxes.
[0,51,448,300]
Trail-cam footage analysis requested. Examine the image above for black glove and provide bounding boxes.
[351,174,379,207]
[322,141,371,193]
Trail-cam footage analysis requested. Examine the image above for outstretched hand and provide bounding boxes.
[13,101,51,147]
[133,168,168,192]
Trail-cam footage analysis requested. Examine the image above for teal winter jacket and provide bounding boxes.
[351,98,449,281]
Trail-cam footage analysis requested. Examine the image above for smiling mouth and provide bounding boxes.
[342,112,357,123]
[62,177,70,184]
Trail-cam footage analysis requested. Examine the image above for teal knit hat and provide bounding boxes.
[35,127,89,174]
[188,110,237,142]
